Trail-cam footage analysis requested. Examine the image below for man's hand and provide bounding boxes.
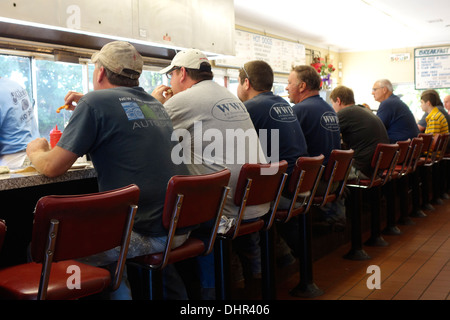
[64,91,84,111]
[151,85,173,104]
[26,138,78,178]
[26,137,51,155]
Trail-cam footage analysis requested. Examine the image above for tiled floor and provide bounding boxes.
[275,198,450,300]
[232,197,450,300]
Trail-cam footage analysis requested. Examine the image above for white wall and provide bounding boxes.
[339,48,415,109]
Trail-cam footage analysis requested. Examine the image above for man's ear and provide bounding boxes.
[179,67,187,82]
[97,66,106,83]
[244,77,251,90]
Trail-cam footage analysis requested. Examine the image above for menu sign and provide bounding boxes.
[415,46,450,89]
[216,29,306,74]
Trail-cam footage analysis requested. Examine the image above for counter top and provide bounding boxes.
[0,163,97,191]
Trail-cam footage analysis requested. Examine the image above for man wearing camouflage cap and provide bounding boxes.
[26,41,191,299]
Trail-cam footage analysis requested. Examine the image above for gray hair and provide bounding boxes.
[376,79,393,92]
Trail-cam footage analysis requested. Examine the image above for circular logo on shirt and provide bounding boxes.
[320,111,340,131]
[269,103,297,122]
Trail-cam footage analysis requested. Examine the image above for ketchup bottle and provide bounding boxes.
[50,125,62,148]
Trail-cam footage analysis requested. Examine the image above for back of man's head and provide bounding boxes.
[239,60,273,91]
[421,91,439,107]
[160,48,213,81]
[330,86,355,106]
[92,41,143,79]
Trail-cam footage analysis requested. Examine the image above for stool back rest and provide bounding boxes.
[315,149,354,207]
[394,140,412,175]
[395,140,411,166]
[323,149,354,183]
[234,161,288,206]
[432,133,450,162]
[442,133,450,157]
[408,137,424,171]
[418,133,434,161]
[370,143,399,186]
[0,219,6,252]
[162,169,231,230]
[287,154,325,195]
[161,169,231,261]
[233,161,288,231]
[31,184,140,262]
[31,184,139,297]
[284,155,325,221]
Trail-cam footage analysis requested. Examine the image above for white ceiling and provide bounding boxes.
[234,0,450,52]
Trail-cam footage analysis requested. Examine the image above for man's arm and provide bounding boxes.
[26,138,78,177]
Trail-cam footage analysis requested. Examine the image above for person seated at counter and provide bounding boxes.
[0,77,40,168]
[237,59,308,267]
[420,90,449,135]
[152,48,268,299]
[417,90,450,139]
[286,65,344,230]
[26,41,192,300]
[444,95,450,114]
[330,85,389,180]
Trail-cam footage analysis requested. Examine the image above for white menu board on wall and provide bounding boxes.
[415,46,450,89]
[215,29,306,74]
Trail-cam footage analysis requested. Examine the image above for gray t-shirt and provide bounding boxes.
[59,86,190,236]
[164,80,269,220]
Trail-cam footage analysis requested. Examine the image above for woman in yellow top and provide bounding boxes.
[421,91,449,135]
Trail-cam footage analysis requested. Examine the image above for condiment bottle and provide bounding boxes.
[50,125,62,148]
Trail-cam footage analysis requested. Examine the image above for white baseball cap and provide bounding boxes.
[160,48,211,74]
[91,41,143,79]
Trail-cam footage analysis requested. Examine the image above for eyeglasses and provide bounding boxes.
[372,87,382,92]
[241,65,251,83]
[166,67,181,80]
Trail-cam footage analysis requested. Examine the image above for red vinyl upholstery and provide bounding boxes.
[347,143,399,189]
[0,184,140,300]
[127,169,231,299]
[313,149,354,207]
[130,169,231,268]
[215,161,288,300]
[228,161,288,239]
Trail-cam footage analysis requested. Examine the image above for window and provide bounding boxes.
[394,83,450,121]
[35,60,84,139]
[139,69,165,93]
[1,52,169,140]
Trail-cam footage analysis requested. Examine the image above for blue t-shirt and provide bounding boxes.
[376,94,419,143]
[0,78,39,155]
[59,86,190,236]
[292,95,341,164]
[244,92,308,174]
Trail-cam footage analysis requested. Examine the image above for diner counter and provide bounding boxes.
[0,163,97,191]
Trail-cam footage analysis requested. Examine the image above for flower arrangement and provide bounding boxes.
[311,57,336,90]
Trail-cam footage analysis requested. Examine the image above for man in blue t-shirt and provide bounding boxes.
[372,79,419,143]
[286,65,341,166]
[237,60,309,263]
[285,65,344,231]
[237,60,308,176]
[0,77,39,168]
